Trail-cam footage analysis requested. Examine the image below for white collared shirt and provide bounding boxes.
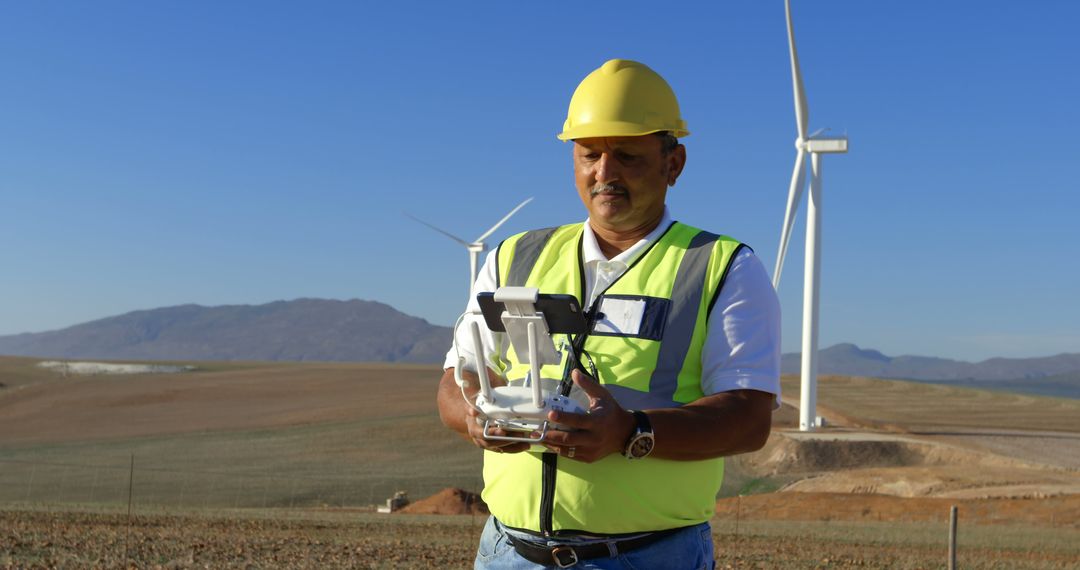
[579,208,673,311]
[445,208,781,402]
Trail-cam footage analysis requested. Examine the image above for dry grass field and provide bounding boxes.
[0,356,483,508]
[784,374,1080,434]
[3,503,1077,569]
[1,356,1078,568]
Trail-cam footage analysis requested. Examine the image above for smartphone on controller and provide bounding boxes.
[475,292,588,334]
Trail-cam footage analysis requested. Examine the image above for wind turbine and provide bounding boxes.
[773,0,848,432]
[407,197,533,290]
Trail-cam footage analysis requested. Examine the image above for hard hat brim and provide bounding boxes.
[557,122,690,141]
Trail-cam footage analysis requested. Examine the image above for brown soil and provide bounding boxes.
[728,428,1080,499]
[0,508,483,569]
[782,374,1080,434]
[398,488,489,516]
[3,357,1079,516]
[397,483,1080,530]
[4,506,1077,570]
[0,360,441,445]
[763,375,1080,500]
[715,491,1080,528]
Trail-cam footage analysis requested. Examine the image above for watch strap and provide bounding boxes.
[630,410,652,434]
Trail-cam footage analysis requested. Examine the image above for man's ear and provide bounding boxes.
[667,144,687,187]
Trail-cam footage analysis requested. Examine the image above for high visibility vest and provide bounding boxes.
[482,221,746,534]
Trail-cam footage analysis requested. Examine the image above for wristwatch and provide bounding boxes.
[622,410,655,460]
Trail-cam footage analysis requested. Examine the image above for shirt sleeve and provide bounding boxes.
[700,248,782,406]
[443,248,508,374]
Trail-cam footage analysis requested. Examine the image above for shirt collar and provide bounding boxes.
[582,207,674,266]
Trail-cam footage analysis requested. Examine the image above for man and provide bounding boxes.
[437,59,780,569]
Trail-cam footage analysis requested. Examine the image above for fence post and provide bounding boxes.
[205,474,218,510]
[25,463,36,503]
[948,505,958,570]
[178,470,188,508]
[127,455,135,517]
[89,465,100,504]
[56,464,70,504]
[125,454,135,568]
[734,495,741,540]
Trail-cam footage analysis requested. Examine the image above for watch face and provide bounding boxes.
[629,434,655,459]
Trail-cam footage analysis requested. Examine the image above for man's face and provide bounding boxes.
[573,135,686,233]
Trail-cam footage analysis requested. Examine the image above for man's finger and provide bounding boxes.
[547,409,592,430]
[539,428,572,447]
[571,368,611,400]
[491,442,530,454]
[475,428,531,453]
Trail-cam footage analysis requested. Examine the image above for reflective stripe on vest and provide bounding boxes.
[503,227,558,287]
[605,229,726,410]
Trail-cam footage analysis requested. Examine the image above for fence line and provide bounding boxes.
[0,456,482,511]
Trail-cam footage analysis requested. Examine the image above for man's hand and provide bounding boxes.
[541,369,635,463]
[536,369,775,463]
[465,405,531,454]
[438,367,530,454]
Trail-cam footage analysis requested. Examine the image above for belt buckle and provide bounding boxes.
[550,545,579,568]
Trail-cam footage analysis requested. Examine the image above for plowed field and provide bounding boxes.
[3,503,1078,570]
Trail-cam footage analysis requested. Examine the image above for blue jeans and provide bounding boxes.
[474,516,716,570]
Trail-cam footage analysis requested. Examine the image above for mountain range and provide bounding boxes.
[780,343,1080,381]
[1,301,1078,398]
[781,343,1080,399]
[0,299,451,364]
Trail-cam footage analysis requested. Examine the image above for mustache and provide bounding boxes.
[590,183,628,197]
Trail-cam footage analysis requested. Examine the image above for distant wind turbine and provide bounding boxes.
[407,197,533,290]
[773,0,849,432]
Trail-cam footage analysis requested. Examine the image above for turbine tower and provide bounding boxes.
[407,197,533,290]
[773,0,848,432]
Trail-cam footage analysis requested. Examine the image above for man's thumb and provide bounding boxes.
[571,368,606,398]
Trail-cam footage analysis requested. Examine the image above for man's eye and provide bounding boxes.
[617,152,637,163]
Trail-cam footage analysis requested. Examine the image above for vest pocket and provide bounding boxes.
[590,295,669,341]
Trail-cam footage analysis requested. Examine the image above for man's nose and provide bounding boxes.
[594,153,619,184]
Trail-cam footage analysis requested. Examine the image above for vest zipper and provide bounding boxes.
[539,451,558,535]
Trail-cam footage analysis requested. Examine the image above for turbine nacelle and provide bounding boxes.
[796,128,848,154]
[805,136,848,154]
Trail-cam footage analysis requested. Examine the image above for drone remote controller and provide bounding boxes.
[474,385,585,443]
[462,287,587,444]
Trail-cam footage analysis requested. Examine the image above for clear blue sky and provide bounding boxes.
[2,1,1077,362]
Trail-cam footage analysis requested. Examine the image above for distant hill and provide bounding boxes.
[782,343,1080,399]
[782,343,1080,381]
[903,371,1080,400]
[0,299,451,364]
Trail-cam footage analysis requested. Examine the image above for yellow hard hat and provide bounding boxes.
[557,59,689,141]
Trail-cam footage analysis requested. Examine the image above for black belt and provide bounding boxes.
[506,528,680,568]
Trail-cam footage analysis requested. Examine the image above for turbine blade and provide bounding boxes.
[404,212,470,247]
[474,197,534,242]
[773,149,808,288]
[785,0,809,141]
